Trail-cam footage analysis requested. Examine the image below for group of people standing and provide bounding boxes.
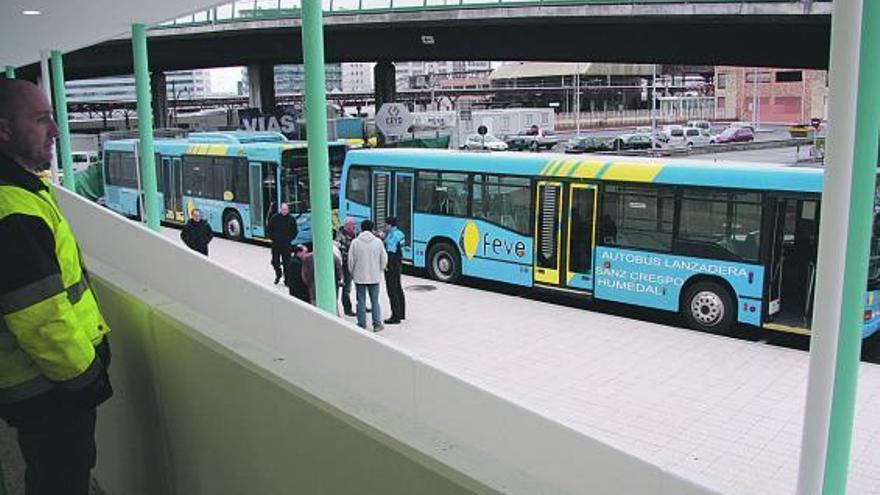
[179,201,407,332]
[266,206,406,332]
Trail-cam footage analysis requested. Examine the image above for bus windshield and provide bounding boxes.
[282,145,347,213]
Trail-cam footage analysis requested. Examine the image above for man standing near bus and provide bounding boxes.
[348,219,387,332]
[335,216,357,316]
[0,80,113,495]
[383,217,406,324]
[180,208,213,256]
[268,202,298,285]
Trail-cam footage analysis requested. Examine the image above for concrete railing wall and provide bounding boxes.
[54,187,720,495]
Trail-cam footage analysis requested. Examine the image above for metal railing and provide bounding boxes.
[156,0,827,27]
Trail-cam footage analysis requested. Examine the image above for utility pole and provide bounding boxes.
[575,63,581,137]
[651,64,658,153]
[752,67,760,130]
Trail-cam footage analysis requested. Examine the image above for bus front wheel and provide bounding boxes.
[223,210,244,241]
[681,281,735,334]
[427,242,461,283]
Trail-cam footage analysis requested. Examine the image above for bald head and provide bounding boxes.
[0,80,58,171]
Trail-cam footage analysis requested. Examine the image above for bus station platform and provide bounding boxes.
[162,229,880,495]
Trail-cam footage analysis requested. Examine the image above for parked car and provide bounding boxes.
[682,127,712,148]
[505,125,559,151]
[663,125,690,147]
[711,126,755,144]
[462,134,508,151]
[659,124,685,144]
[565,136,612,154]
[610,133,654,151]
[686,120,712,131]
[729,121,756,131]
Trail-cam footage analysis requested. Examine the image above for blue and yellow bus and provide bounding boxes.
[103,131,347,244]
[339,149,880,337]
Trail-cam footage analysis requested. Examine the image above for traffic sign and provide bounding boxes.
[376,103,414,137]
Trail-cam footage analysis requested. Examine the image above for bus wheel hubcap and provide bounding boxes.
[436,255,451,276]
[691,291,724,326]
[227,219,240,236]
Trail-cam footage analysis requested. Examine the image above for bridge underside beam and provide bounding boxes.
[17,15,831,80]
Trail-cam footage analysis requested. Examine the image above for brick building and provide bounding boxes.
[714,66,827,124]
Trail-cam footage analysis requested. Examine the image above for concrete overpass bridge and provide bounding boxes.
[17,0,832,83]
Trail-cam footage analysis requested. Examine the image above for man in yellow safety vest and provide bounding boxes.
[0,79,113,495]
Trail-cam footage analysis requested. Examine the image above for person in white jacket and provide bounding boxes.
[347,219,388,331]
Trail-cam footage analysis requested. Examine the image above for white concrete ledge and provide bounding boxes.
[56,187,718,494]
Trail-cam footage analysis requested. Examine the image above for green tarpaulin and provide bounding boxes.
[74,163,104,201]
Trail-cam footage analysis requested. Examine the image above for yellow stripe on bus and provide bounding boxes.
[569,161,605,179]
[186,144,229,156]
[542,160,561,176]
[554,159,578,177]
[601,161,664,182]
[763,322,811,336]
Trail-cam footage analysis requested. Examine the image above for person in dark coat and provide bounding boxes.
[267,202,298,285]
[286,245,310,303]
[180,208,213,256]
[335,216,357,316]
[382,216,406,324]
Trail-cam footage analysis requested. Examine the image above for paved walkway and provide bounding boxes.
[166,229,880,495]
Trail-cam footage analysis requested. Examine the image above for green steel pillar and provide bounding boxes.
[796,0,880,494]
[50,51,74,191]
[4,66,14,79]
[132,24,160,232]
[301,0,336,314]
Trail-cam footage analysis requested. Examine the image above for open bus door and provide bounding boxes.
[763,196,819,333]
[249,161,278,238]
[162,156,183,222]
[393,172,414,261]
[533,181,598,291]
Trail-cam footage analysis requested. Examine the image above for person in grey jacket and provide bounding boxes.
[347,219,388,331]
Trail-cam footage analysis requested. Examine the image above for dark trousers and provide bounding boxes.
[12,401,97,495]
[385,253,406,320]
[271,245,292,281]
[340,265,353,313]
[1,341,111,495]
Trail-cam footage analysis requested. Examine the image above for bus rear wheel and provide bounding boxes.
[223,210,244,241]
[681,281,735,334]
[427,242,461,283]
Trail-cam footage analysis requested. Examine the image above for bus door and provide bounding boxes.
[372,171,391,232]
[534,181,563,285]
[164,157,183,222]
[247,162,271,237]
[565,184,598,291]
[393,172,414,261]
[765,196,817,330]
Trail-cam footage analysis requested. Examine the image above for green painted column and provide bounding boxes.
[796,1,880,494]
[823,0,880,492]
[132,23,160,232]
[50,51,75,191]
[301,0,336,314]
[4,66,14,79]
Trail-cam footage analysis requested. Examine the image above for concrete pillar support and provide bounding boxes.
[301,0,336,314]
[374,61,396,110]
[247,63,277,111]
[50,51,74,191]
[132,23,160,232]
[151,71,169,129]
[796,0,880,493]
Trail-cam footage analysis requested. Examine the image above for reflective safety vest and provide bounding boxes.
[0,174,109,404]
